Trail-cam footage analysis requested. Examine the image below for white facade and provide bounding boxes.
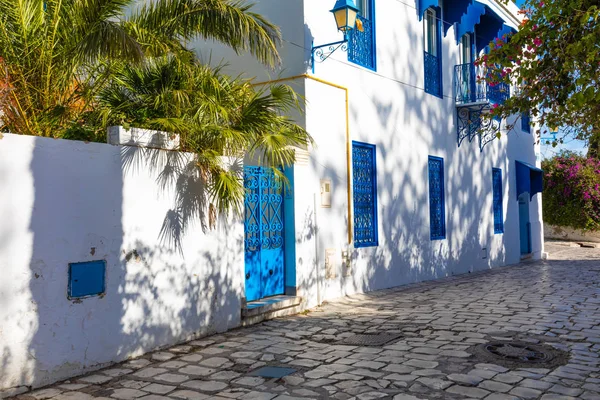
[0,134,243,394]
[196,0,544,309]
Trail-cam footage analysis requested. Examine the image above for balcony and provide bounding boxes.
[455,62,508,151]
[347,15,375,70]
[454,62,510,105]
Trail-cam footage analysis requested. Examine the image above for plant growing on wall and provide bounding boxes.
[542,152,600,231]
[0,0,281,138]
[92,55,312,240]
[481,0,600,150]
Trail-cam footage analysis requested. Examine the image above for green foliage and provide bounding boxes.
[91,55,312,216]
[542,151,600,231]
[483,0,600,146]
[0,0,281,137]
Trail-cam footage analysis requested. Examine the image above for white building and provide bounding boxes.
[198,0,545,308]
[0,0,545,394]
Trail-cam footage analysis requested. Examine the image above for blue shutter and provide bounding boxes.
[521,113,531,133]
[424,8,443,98]
[428,156,446,240]
[492,168,504,234]
[353,142,378,247]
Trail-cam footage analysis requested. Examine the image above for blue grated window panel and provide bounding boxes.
[348,15,376,70]
[353,142,378,247]
[424,52,442,97]
[521,112,531,133]
[428,156,446,240]
[492,168,504,234]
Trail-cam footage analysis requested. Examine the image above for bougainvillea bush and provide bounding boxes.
[542,152,600,231]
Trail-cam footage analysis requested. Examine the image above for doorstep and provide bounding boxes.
[242,295,303,326]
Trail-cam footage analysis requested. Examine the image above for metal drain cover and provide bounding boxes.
[341,333,402,347]
[471,341,569,369]
[484,342,551,363]
[248,366,296,378]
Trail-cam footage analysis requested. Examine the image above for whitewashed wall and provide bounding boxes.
[0,134,243,394]
[192,0,543,309]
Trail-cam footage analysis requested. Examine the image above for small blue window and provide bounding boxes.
[348,0,376,70]
[492,168,504,234]
[424,7,443,98]
[521,112,531,133]
[428,156,446,240]
[353,141,378,247]
[68,260,106,299]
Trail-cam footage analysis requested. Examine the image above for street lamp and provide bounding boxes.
[311,0,360,73]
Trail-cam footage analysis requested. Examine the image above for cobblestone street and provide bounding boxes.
[16,243,600,400]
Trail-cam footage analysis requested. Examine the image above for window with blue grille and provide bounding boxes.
[424,7,443,98]
[492,168,504,234]
[348,0,376,70]
[428,156,446,240]
[352,141,378,247]
[521,112,531,133]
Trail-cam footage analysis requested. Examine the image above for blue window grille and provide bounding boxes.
[424,7,442,98]
[521,112,531,133]
[348,0,376,70]
[352,141,378,247]
[492,168,504,234]
[428,156,446,240]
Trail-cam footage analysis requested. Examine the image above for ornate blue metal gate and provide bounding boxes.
[244,166,285,301]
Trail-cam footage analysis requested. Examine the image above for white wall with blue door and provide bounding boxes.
[195,0,544,308]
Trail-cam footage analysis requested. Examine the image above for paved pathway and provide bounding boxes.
[16,243,600,400]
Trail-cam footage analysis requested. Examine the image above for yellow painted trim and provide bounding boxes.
[253,74,353,244]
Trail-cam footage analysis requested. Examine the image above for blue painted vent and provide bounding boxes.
[352,141,378,247]
[428,156,446,240]
[492,168,504,234]
[68,260,106,299]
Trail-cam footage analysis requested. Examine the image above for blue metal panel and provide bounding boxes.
[521,113,531,133]
[518,194,532,254]
[244,166,285,301]
[348,2,376,70]
[352,141,378,247]
[428,156,446,240]
[418,0,440,20]
[68,260,106,299]
[492,168,504,234]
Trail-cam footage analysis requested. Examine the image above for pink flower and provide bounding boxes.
[533,37,543,47]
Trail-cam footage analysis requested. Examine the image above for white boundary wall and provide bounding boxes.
[0,134,243,394]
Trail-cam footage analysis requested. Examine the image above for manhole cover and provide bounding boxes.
[341,333,402,346]
[484,342,551,362]
[248,366,297,378]
[470,341,569,369]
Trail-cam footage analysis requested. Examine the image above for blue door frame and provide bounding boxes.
[244,167,285,301]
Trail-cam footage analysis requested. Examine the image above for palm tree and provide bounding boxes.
[94,55,312,242]
[0,0,281,137]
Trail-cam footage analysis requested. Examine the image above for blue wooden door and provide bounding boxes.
[244,167,285,301]
[518,193,531,254]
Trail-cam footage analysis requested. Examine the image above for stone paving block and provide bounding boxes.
[448,373,484,386]
[239,391,277,400]
[478,380,512,393]
[548,384,583,396]
[484,394,521,400]
[446,384,490,398]
[103,369,133,377]
[52,393,95,400]
[153,373,189,383]
[181,380,228,392]
[133,368,168,379]
[169,390,210,400]
[58,384,89,391]
[416,377,452,390]
[382,364,414,374]
[232,377,266,387]
[179,354,203,363]
[29,388,63,399]
[492,374,523,384]
[179,365,216,376]
[520,378,553,390]
[79,375,113,384]
[151,352,175,361]
[142,384,176,395]
[110,388,147,399]
[509,386,542,399]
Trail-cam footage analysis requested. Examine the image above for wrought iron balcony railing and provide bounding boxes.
[424,52,442,97]
[454,62,510,105]
[348,15,375,70]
